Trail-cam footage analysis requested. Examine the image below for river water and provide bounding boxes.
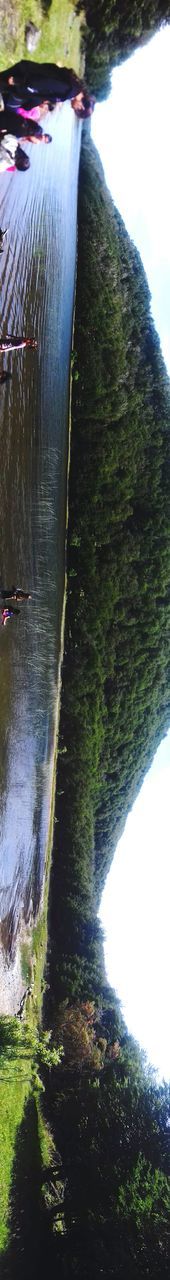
[0,106,81,999]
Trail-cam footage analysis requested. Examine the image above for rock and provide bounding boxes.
[25,21,41,53]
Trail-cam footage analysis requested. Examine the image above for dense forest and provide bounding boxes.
[17,132,170,1277]
[2,1000,170,1279]
[48,133,170,987]
[1,2,170,1278]
[80,0,170,95]
[2,111,170,1280]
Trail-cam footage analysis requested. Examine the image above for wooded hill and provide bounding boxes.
[35,124,170,1280]
[51,133,170,938]
[3,121,170,1280]
[81,0,170,96]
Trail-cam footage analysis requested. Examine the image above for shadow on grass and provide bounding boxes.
[0,1095,52,1280]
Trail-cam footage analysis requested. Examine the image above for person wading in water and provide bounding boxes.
[1,606,20,626]
[0,586,31,601]
[0,337,37,351]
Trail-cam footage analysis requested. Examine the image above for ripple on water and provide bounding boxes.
[0,107,81,985]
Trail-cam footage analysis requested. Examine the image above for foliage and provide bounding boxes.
[55,1000,109,1069]
[2,1002,170,1278]
[38,133,170,1275]
[0,1016,61,1251]
[1,31,170,1279]
[48,133,170,1027]
[0,1019,32,1251]
[80,0,170,97]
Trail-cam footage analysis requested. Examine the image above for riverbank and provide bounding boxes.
[0,9,82,1256]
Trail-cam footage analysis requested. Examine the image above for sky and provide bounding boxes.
[92,25,170,374]
[92,28,170,1080]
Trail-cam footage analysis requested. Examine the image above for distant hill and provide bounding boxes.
[54,133,170,923]
[82,0,170,96]
[42,131,170,1280]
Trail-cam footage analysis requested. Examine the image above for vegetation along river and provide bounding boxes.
[0,105,81,1009]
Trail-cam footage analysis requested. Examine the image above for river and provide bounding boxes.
[0,106,81,1009]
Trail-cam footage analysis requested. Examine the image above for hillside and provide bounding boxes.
[81,0,170,96]
[49,133,170,969]
[2,120,170,1280]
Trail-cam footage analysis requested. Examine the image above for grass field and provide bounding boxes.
[0,1020,32,1250]
[0,0,83,73]
[0,1016,57,1253]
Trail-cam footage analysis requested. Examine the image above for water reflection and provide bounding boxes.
[0,106,81,974]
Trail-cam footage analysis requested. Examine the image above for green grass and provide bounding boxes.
[0,0,83,74]
[20,942,32,987]
[0,1020,32,1251]
[0,1013,58,1251]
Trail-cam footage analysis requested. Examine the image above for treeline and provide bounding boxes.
[2,1001,170,1279]
[3,132,170,1280]
[80,0,170,96]
[28,132,170,1275]
[48,133,170,979]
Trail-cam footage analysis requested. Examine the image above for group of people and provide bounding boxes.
[1,586,31,626]
[0,59,95,174]
[0,62,95,613]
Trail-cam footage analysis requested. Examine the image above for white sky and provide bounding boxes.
[92,28,170,1080]
[99,731,170,1081]
[92,25,170,374]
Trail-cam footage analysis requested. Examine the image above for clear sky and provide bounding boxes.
[92,28,170,1080]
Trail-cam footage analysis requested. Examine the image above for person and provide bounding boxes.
[17,101,52,122]
[0,61,95,117]
[0,226,8,250]
[71,91,96,119]
[1,605,20,625]
[0,336,37,351]
[0,586,31,601]
[0,136,30,173]
[0,108,52,144]
[15,588,32,602]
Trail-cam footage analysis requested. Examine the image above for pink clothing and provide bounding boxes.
[1,608,11,625]
[17,105,41,121]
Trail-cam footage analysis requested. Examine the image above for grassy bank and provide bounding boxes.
[0,1021,32,1251]
[0,0,83,73]
[0,1015,60,1257]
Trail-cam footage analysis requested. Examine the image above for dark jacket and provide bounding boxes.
[0,61,82,108]
[0,108,42,139]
